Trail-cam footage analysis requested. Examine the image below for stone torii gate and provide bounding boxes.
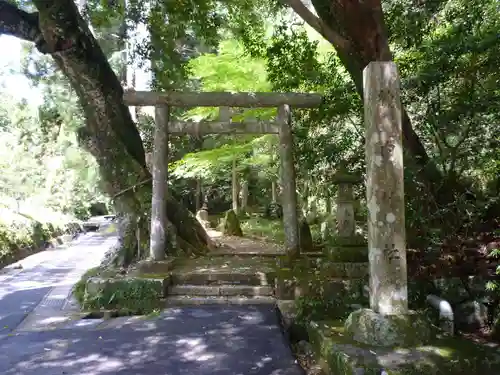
[123,90,323,261]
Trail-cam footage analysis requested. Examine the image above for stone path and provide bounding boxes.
[213,235,285,255]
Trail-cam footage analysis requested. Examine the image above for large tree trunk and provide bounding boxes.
[2,0,210,265]
[286,0,457,203]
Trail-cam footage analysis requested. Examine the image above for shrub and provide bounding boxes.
[0,205,70,262]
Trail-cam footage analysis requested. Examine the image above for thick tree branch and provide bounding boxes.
[27,0,211,254]
[289,0,448,201]
[280,0,349,51]
[0,0,74,53]
[31,0,147,173]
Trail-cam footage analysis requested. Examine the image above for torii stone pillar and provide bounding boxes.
[149,105,169,261]
[344,62,430,347]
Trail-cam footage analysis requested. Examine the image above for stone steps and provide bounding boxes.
[164,295,276,306]
[170,271,272,286]
[209,251,283,257]
[168,257,276,305]
[168,284,274,297]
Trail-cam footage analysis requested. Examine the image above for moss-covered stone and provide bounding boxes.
[82,276,167,314]
[126,258,176,281]
[322,262,369,278]
[327,246,368,262]
[299,218,314,252]
[222,209,243,236]
[308,320,500,375]
[322,279,368,308]
[344,308,432,347]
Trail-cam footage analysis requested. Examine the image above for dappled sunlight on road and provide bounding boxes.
[0,305,301,375]
[0,232,118,333]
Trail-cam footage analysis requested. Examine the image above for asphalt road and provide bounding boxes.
[0,230,303,375]
[0,231,117,333]
[0,305,303,375]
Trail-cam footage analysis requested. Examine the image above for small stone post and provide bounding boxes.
[343,62,430,347]
[231,157,240,213]
[331,172,362,239]
[149,105,169,261]
[277,104,300,257]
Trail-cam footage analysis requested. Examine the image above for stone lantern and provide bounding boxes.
[328,170,367,258]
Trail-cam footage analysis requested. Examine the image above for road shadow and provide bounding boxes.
[0,264,77,332]
[0,232,117,333]
[0,305,304,375]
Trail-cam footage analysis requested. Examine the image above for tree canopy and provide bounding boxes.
[0,0,497,262]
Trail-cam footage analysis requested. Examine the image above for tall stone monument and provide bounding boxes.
[343,62,430,347]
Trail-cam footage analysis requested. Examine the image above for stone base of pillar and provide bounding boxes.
[326,235,368,262]
[344,308,432,347]
[332,234,366,247]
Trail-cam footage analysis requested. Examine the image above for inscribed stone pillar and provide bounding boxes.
[277,104,300,257]
[364,61,408,315]
[149,105,169,261]
[337,183,354,237]
[331,172,362,239]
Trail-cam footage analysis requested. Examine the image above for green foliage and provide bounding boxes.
[74,266,165,315]
[241,217,285,243]
[3,0,499,282]
[187,39,271,93]
[228,0,500,249]
[277,257,366,324]
[0,204,68,261]
[2,56,108,219]
[81,277,164,315]
[486,243,500,292]
[295,295,349,324]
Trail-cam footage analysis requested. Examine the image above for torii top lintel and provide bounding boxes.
[123,90,323,108]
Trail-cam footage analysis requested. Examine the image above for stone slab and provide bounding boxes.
[344,308,432,347]
[168,284,274,297]
[308,320,500,375]
[127,258,176,278]
[165,295,276,306]
[321,262,369,278]
[171,272,267,286]
[276,300,297,332]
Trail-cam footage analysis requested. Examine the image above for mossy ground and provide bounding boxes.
[240,216,286,244]
[172,255,276,275]
[308,320,500,375]
[210,214,323,246]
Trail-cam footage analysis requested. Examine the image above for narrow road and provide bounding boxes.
[0,230,304,375]
[0,231,117,333]
[0,305,303,375]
